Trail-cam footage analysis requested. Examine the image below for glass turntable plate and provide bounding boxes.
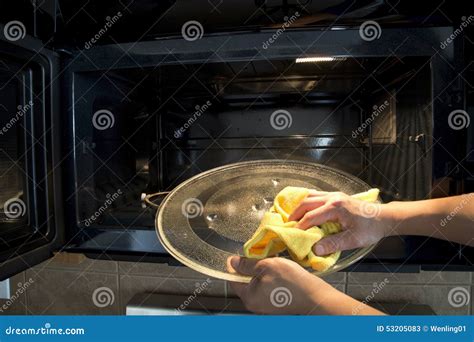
[156,160,377,282]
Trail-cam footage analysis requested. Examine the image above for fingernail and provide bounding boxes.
[229,256,240,270]
[315,244,325,256]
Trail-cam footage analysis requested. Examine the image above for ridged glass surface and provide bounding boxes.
[157,160,377,282]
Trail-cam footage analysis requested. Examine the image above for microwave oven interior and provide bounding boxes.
[71,56,432,232]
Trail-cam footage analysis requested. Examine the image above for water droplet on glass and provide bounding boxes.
[271,179,279,186]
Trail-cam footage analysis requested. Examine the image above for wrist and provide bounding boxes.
[307,285,350,315]
[309,287,383,315]
[378,201,403,237]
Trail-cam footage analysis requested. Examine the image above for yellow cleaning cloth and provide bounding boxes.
[243,187,380,272]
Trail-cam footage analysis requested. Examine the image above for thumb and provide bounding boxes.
[228,256,263,276]
[313,230,357,255]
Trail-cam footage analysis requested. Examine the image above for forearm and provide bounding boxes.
[381,194,474,246]
[310,288,384,315]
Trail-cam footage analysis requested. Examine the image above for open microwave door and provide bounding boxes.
[0,24,63,280]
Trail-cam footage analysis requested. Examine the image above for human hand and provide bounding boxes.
[288,190,393,256]
[227,256,342,315]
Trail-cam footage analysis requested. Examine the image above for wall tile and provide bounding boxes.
[32,253,118,274]
[118,261,205,279]
[226,281,346,299]
[348,271,471,285]
[120,275,226,314]
[347,284,470,315]
[25,268,119,315]
[0,272,27,315]
[322,271,346,284]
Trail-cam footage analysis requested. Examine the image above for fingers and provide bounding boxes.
[227,256,272,302]
[313,230,357,255]
[226,256,253,300]
[228,281,248,299]
[295,204,338,229]
[288,196,329,222]
[228,256,264,276]
[307,189,329,197]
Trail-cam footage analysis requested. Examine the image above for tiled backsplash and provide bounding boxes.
[0,253,472,315]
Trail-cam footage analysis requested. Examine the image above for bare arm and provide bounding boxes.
[288,192,474,255]
[384,195,474,246]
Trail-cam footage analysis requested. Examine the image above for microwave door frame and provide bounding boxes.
[0,27,65,280]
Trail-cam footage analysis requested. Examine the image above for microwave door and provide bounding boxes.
[0,25,64,280]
